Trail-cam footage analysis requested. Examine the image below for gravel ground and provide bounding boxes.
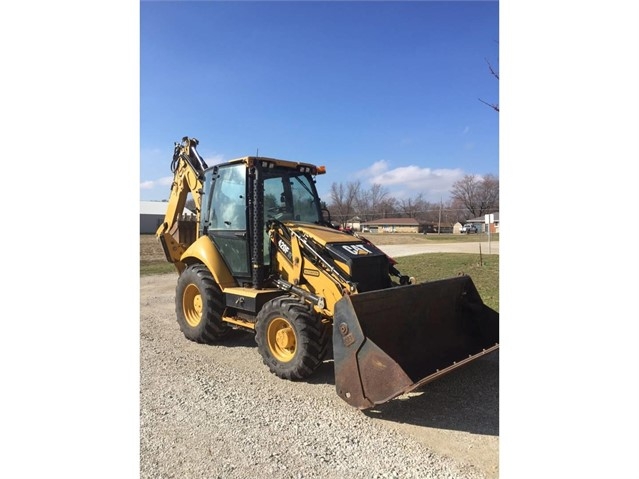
[141,273,499,479]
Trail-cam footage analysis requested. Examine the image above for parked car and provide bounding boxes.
[460,223,478,234]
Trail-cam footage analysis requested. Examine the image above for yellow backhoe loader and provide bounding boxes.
[156,137,499,409]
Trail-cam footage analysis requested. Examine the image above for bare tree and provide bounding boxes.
[398,197,417,218]
[450,174,499,219]
[478,173,499,213]
[356,184,390,221]
[369,184,389,215]
[479,54,499,112]
[329,182,347,226]
[448,197,470,224]
[399,194,430,219]
[377,197,398,219]
[353,187,370,221]
[329,181,360,227]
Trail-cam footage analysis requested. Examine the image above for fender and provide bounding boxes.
[180,235,237,289]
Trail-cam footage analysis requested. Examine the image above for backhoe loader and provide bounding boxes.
[156,137,499,409]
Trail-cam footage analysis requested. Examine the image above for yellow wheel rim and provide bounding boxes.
[183,283,203,327]
[267,317,297,362]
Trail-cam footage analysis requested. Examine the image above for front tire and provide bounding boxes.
[255,296,328,380]
[175,264,230,343]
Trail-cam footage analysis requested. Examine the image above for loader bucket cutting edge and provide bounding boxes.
[332,275,499,409]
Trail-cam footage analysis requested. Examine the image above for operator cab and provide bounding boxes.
[262,166,322,224]
[200,157,324,285]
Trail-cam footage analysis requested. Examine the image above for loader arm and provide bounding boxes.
[267,221,400,317]
[267,220,499,409]
[156,137,208,272]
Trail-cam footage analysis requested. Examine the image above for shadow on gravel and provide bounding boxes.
[305,360,336,386]
[217,329,499,439]
[363,352,499,436]
[219,330,339,386]
[219,329,258,347]
[213,331,338,385]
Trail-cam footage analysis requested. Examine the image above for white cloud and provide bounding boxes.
[356,160,390,178]
[204,153,224,165]
[139,176,173,190]
[356,160,466,201]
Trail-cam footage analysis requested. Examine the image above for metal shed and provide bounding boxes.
[140,201,194,234]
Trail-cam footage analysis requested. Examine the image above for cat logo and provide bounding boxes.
[342,244,373,255]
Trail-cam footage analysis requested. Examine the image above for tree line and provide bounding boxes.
[326,174,499,228]
[182,173,499,229]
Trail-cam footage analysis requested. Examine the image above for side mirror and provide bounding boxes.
[321,207,336,228]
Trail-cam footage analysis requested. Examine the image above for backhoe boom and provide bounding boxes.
[156,138,207,271]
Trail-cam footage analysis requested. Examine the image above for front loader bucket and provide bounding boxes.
[332,275,499,409]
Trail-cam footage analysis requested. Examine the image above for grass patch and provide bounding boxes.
[423,233,498,243]
[140,261,176,276]
[140,234,177,276]
[362,232,499,245]
[395,253,499,312]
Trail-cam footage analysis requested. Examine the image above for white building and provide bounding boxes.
[140,200,194,234]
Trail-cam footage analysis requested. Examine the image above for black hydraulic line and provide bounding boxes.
[188,139,209,172]
[171,138,208,180]
[273,278,326,310]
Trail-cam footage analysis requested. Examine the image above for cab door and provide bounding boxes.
[202,163,250,280]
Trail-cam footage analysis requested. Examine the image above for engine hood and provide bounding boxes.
[284,222,368,247]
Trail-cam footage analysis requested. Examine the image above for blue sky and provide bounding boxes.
[140,1,499,203]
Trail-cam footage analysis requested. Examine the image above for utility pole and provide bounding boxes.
[437,198,442,235]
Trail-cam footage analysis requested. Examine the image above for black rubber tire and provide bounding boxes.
[175,264,230,343]
[255,296,329,380]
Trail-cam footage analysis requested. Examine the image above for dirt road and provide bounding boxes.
[141,266,499,478]
[377,241,499,258]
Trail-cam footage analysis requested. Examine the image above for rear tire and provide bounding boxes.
[255,296,328,380]
[175,264,230,343]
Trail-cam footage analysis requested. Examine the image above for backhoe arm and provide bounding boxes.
[156,137,208,271]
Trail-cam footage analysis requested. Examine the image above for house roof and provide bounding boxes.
[466,212,499,223]
[140,200,193,216]
[361,217,420,226]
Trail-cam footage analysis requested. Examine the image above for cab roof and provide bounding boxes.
[222,156,326,175]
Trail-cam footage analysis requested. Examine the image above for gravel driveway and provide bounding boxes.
[141,245,499,479]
